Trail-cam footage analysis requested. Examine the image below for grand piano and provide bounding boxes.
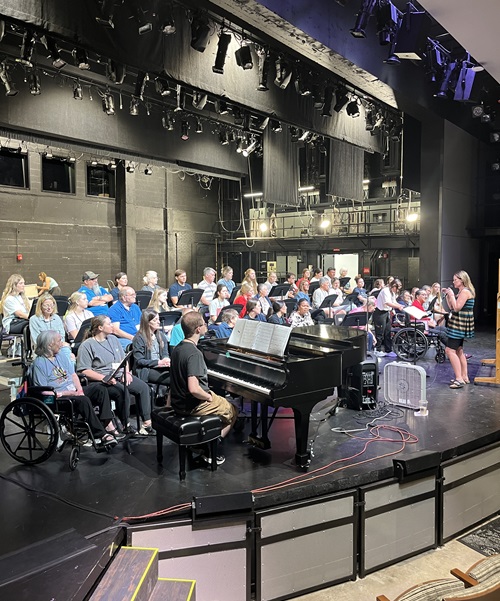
[200,324,366,468]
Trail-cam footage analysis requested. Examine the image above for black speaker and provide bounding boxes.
[393,451,441,482]
[343,355,378,410]
[193,492,254,519]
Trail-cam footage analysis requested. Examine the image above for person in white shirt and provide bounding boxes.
[373,279,404,357]
[310,268,323,283]
[197,267,217,307]
[0,274,30,334]
[289,299,315,329]
[208,284,230,323]
[262,271,278,293]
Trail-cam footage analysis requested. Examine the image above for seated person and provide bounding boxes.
[233,282,254,317]
[168,269,192,308]
[0,273,30,334]
[132,309,170,398]
[312,277,345,318]
[30,294,72,359]
[108,287,142,349]
[110,272,128,302]
[78,271,113,316]
[254,283,272,316]
[32,330,120,446]
[267,301,289,326]
[294,279,310,308]
[208,308,239,338]
[141,270,160,293]
[285,272,298,297]
[289,298,315,328]
[411,289,447,337]
[243,299,266,322]
[148,288,170,313]
[296,268,310,290]
[64,292,93,340]
[77,315,154,436]
[170,307,194,347]
[339,268,351,292]
[197,267,217,308]
[262,271,278,293]
[217,265,236,296]
[168,311,238,465]
[310,268,323,283]
[352,277,368,307]
[208,283,229,324]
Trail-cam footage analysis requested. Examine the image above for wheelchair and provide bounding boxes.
[392,319,446,363]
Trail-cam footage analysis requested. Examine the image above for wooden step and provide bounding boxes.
[149,578,196,601]
[89,546,158,601]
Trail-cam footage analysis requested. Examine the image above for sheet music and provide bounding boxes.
[228,320,291,356]
[403,305,428,320]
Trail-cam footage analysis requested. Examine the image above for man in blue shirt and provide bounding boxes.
[78,271,113,316]
[108,287,142,348]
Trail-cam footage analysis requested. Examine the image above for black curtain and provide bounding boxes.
[263,127,299,207]
[328,138,364,201]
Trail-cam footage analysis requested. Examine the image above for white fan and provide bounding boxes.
[384,362,426,409]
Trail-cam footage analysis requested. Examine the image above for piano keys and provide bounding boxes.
[200,324,366,468]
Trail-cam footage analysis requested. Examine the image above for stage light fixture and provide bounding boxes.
[255,116,269,131]
[73,80,83,100]
[233,107,244,125]
[425,40,447,82]
[256,47,270,91]
[195,118,203,133]
[155,78,171,97]
[290,126,299,143]
[126,162,135,173]
[434,61,457,99]
[333,87,349,112]
[67,153,76,163]
[274,57,292,89]
[346,97,360,117]
[322,87,334,117]
[490,133,500,143]
[454,58,478,102]
[259,222,268,233]
[299,130,310,142]
[162,112,174,130]
[242,138,257,157]
[133,71,148,100]
[96,0,115,28]
[393,7,432,60]
[491,161,500,172]
[108,160,117,169]
[376,0,399,45]
[235,43,253,70]
[312,86,324,110]
[174,84,185,112]
[135,6,153,35]
[219,130,229,145]
[19,142,28,155]
[471,104,484,118]
[295,72,311,96]
[0,20,5,43]
[0,61,18,96]
[235,137,245,153]
[192,91,208,109]
[130,96,140,116]
[365,107,375,131]
[481,113,492,124]
[43,146,53,159]
[316,138,327,155]
[17,29,36,68]
[212,31,232,74]
[144,165,153,175]
[41,35,66,69]
[107,59,126,84]
[73,47,90,70]
[102,89,115,115]
[190,14,212,52]
[28,71,41,95]
[371,112,385,134]
[350,0,377,38]
[270,119,282,132]
[160,8,176,35]
[215,99,229,115]
[181,121,190,141]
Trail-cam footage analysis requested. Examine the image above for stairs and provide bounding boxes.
[89,546,195,601]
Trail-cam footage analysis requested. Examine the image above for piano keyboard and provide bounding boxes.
[207,369,272,395]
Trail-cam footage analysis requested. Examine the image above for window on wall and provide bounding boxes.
[0,149,29,188]
[41,157,75,193]
[86,163,116,198]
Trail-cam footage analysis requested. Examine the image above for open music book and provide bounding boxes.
[403,305,428,320]
[228,320,292,357]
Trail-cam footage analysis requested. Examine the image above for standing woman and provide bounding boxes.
[110,272,128,302]
[428,282,446,326]
[37,272,61,297]
[443,271,475,388]
[0,274,30,334]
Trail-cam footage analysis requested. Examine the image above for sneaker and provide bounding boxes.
[386,352,398,358]
[374,350,386,357]
[201,453,226,466]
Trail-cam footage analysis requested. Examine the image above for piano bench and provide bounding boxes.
[152,409,222,480]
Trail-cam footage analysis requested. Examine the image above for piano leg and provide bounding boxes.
[292,408,311,468]
[248,401,272,450]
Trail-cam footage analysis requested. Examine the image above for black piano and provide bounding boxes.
[200,324,366,468]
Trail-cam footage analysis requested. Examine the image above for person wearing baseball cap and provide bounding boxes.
[78,271,113,316]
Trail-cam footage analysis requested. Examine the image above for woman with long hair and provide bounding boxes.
[76,315,154,435]
[443,271,476,388]
[148,288,170,313]
[294,279,311,307]
[217,265,236,296]
[428,282,446,326]
[233,282,254,317]
[0,274,31,334]
[64,291,94,340]
[37,272,61,297]
[242,268,258,296]
[267,301,289,325]
[208,283,229,323]
[30,294,71,358]
[110,272,128,302]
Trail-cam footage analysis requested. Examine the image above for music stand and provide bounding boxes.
[176,288,204,307]
[318,294,338,309]
[158,311,181,328]
[341,312,368,327]
[269,284,292,299]
[103,350,133,383]
[228,286,241,304]
[339,277,351,289]
[214,304,241,323]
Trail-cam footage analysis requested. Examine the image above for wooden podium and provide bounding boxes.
[475,260,500,385]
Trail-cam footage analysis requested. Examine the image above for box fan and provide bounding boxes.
[384,362,426,410]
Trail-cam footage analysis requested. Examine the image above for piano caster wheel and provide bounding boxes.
[295,454,311,470]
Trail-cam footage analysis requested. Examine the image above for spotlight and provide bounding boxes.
[471,104,484,118]
[212,31,231,74]
[235,137,245,153]
[365,107,375,131]
[126,162,135,173]
[256,47,270,91]
[393,8,432,60]
[214,100,229,115]
[73,80,83,100]
[299,130,311,142]
[350,0,378,38]
[43,147,53,159]
[102,89,115,115]
[242,138,257,157]
[108,160,117,169]
[491,161,500,172]
[155,78,171,96]
[67,153,76,163]
[41,35,66,69]
[333,87,349,112]
[107,59,126,84]
[295,72,311,96]
[255,116,269,131]
[290,126,299,142]
[135,7,153,35]
[376,0,399,45]
[17,29,36,68]
[219,130,229,145]
[320,216,330,229]
[144,165,153,175]
[454,60,477,102]
[322,87,334,117]
[96,0,115,28]
[0,61,18,96]
[19,142,28,155]
[160,10,176,34]
[233,106,244,125]
[259,222,268,233]
[174,84,185,112]
[192,91,208,109]
[190,14,212,52]
[195,118,203,133]
[490,133,500,143]
[73,48,90,70]
[270,119,282,132]
[346,97,360,117]
[130,96,140,116]
[162,113,174,130]
[274,57,292,89]
[434,61,457,99]
[481,113,492,124]
[90,158,99,166]
[425,40,446,83]
[371,112,385,134]
[235,43,253,70]
[28,72,41,95]
[181,121,190,141]
[134,71,148,100]
[312,86,324,109]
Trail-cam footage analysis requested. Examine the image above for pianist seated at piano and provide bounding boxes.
[267,301,289,326]
[289,299,315,329]
[243,299,267,322]
[207,308,239,338]
[168,311,238,465]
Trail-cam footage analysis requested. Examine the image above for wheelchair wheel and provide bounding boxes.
[0,397,59,465]
[69,446,80,471]
[435,346,446,364]
[393,328,428,362]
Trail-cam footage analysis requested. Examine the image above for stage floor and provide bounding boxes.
[0,328,499,561]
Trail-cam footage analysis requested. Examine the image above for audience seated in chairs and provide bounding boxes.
[243,299,267,322]
[294,279,311,308]
[148,288,170,313]
[233,282,254,317]
[78,271,113,317]
[267,301,289,325]
[168,269,192,308]
[254,283,273,317]
[0,274,30,335]
[141,270,160,293]
[64,292,94,340]
[217,265,236,296]
[30,294,72,359]
[208,308,240,338]
[108,287,142,349]
[76,315,154,436]
[110,272,128,302]
[32,330,122,446]
[132,308,170,403]
[208,283,230,324]
[289,298,315,329]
